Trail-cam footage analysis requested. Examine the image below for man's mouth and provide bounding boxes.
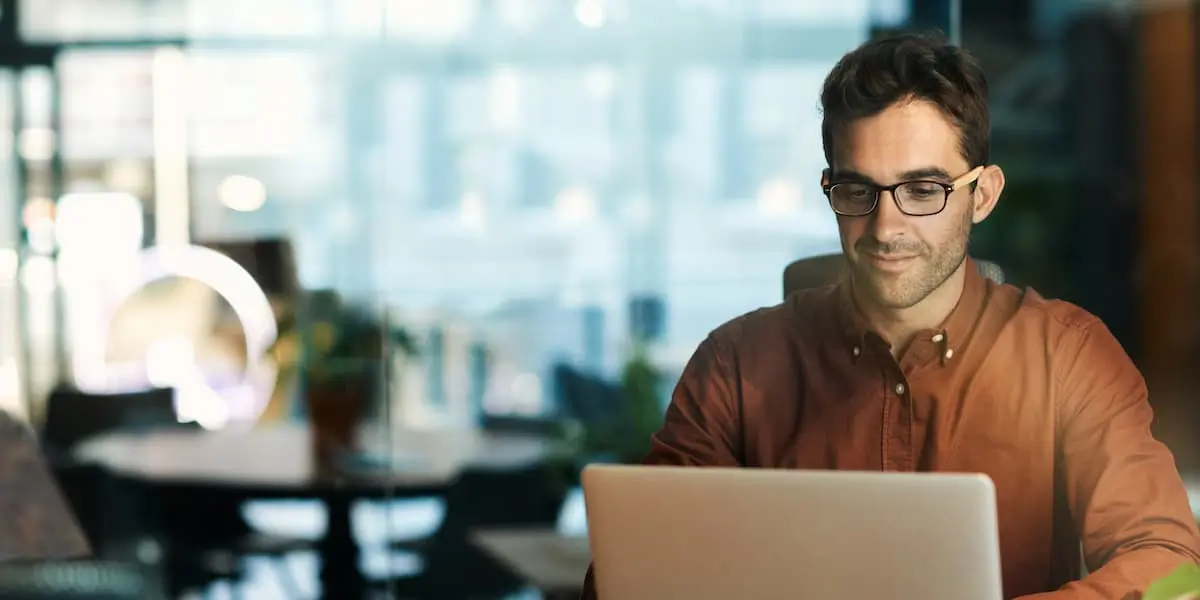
[864,253,918,271]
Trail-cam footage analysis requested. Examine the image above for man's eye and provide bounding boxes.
[902,182,941,199]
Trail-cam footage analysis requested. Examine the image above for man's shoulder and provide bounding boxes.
[1007,285,1102,334]
[992,284,1122,371]
[706,286,836,349]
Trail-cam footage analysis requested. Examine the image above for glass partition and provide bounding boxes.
[2,1,968,598]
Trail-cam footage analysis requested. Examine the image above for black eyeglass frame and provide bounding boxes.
[821,166,985,217]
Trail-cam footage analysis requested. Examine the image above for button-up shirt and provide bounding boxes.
[580,260,1200,599]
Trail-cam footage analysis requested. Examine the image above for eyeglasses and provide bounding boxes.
[822,166,984,217]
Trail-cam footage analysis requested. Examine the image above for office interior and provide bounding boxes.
[0,0,1197,598]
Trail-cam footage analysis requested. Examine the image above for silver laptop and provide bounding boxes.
[582,464,1003,600]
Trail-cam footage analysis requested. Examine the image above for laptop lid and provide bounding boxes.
[582,464,1003,600]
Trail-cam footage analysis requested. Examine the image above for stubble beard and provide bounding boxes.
[850,212,972,310]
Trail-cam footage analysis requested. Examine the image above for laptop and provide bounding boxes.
[582,464,1003,600]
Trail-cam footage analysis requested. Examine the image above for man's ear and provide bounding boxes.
[971,165,1005,224]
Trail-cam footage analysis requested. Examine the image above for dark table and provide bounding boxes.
[75,424,558,599]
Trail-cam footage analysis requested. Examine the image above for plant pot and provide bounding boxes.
[306,374,373,472]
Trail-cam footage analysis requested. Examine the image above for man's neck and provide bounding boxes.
[852,261,969,358]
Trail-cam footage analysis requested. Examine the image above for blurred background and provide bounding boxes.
[0,0,1198,598]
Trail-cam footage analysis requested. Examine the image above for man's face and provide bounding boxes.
[828,99,980,310]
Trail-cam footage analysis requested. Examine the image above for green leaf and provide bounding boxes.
[1143,564,1200,600]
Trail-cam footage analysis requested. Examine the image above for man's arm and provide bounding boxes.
[580,333,743,599]
[1020,321,1200,599]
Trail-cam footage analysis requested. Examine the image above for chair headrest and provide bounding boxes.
[975,260,1005,285]
[782,254,847,298]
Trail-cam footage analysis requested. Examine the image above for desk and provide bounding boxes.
[75,424,557,599]
[75,424,555,494]
[472,528,590,600]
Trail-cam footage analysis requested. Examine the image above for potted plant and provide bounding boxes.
[1141,563,1200,600]
[267,289,419,469]
[549,346,665,476]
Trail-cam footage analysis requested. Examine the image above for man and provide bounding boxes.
[580,34,1200,599]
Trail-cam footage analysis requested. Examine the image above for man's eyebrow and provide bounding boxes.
[828,169,875,184]
[829,167,954,184]
[898,167,953,181]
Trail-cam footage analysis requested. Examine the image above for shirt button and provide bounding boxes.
[895,382,906,395]
[932,333,945,343]
[852,346,860,357]
[944,349,954,360]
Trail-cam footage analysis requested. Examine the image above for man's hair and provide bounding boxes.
[820,33,990,169]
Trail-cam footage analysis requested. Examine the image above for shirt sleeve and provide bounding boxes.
[580,333,744,600]
[1018,320,1200,599]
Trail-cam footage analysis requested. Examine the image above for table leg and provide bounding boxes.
[318,495,365,599]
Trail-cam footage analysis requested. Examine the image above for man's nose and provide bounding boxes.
[868,190,908,242]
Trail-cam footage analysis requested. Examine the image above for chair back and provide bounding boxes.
[415,465,568,597]
[782,253,848,298]
[41,387,180,457]
[552,363,622,425]
[435,466,566,539]
[783,253,1005,298]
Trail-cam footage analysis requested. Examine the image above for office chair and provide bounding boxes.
[41,387,182,459]
[382,465,568,599]
[41,387,308,598]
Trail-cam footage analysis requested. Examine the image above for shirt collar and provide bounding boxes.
[836,257,989,364]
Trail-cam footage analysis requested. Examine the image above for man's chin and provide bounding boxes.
[855,276,923,310]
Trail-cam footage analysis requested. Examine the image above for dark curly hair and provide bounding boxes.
[820,33,990,168]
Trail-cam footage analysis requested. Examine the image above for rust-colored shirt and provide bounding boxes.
[581,261,1200,599]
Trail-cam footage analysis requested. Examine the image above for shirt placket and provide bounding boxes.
[881,367,913,472]
[886,330,954,472]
